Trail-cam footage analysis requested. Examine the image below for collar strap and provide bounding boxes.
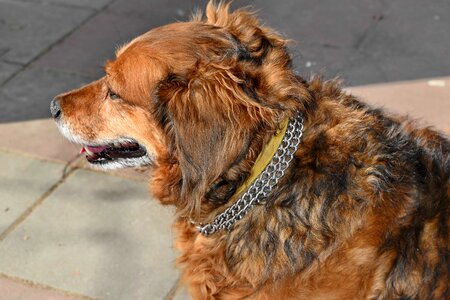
[197,113,304,236]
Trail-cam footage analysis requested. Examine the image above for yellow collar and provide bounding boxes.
[230,118,290,201]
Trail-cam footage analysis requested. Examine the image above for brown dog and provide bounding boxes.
[51,2,449,299]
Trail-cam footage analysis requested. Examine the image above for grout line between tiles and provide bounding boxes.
[0,146,149,182]
[0,162,78,241]
[0,146,75,165]
[0,0,117,88]
[163,276,183,300]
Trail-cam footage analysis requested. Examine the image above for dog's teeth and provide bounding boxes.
[85,148,94,155]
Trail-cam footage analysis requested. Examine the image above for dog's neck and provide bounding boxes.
[195,113,305,236]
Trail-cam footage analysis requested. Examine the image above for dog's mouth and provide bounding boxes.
[80,139,151,169]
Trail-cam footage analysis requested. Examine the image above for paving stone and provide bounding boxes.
[0,274,91,300]
[0,60,22,85]
[173,284,191,300]
[0,67,94,123]
[356,0,450,84]
[0,0,92,64]
[0,118,79,163]
[34,11,161,78]
[7,0,112,10]
[291,43,359,83]
[345,53,447,86]
[0,48,8,58]
[0,169,179,300]
[0,150,65,235]
[333,52,390,86]
[106,0,209,20]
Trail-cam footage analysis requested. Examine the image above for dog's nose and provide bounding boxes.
[50,98,62,120]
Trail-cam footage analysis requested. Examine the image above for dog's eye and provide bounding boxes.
[108,89,120,100]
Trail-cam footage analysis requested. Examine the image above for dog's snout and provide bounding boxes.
[50,98,62,120]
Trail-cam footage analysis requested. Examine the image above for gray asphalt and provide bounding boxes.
[0,0,449,123]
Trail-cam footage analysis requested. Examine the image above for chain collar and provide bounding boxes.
[196,113,304,236]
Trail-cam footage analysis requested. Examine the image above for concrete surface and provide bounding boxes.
[0,118,81,163]
[21,0,112,10]
[0,0,93,65]
[0,61,21,86]
[0,273,89,300]
[173,285,191,300]
[0,151,65,234]
[0,153,181,299]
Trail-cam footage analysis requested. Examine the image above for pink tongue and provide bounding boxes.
[86,145,108,153]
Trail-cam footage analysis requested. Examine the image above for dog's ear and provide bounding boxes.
[155,66,285,216]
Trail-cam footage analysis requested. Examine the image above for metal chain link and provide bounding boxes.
[198,113,304,236]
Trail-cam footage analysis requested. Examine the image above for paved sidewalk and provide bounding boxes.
[0,150,187,300]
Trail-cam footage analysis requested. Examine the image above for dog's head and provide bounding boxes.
[52,2,311,213]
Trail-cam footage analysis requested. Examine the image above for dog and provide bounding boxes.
[51,2,449,299]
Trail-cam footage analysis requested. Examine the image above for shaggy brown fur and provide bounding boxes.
[53,2,449,299]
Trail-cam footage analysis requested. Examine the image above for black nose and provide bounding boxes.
[50,98,62,120]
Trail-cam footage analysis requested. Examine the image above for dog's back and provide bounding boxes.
[301,79,449,299]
